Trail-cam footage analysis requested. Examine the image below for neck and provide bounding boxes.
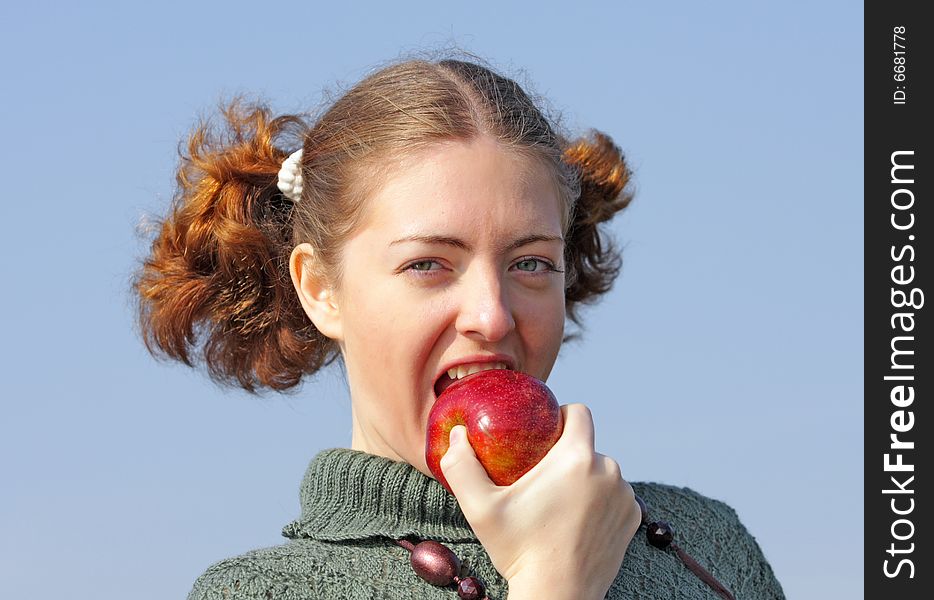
[350,402,405,461]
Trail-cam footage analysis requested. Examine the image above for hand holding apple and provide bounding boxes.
[425,369,563,493]
[435,396,642,600]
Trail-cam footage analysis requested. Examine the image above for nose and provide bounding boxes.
[454,265,516,342]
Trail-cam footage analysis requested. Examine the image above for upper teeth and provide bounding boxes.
[447,362,508,380]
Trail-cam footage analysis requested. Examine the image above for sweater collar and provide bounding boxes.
[282,448,477,543]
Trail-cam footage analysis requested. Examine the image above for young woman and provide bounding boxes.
[135,56,784,600]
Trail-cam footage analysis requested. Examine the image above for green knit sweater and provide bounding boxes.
[187,448,785,599]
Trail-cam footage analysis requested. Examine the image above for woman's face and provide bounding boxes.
[299,135,567,477]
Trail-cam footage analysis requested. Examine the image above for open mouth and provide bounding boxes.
[434,366,512,400]
[433,373,458,398]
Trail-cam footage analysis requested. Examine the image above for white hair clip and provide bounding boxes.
[277,149,304,203]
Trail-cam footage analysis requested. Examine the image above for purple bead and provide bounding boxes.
[410,541,461,586]
[634,494,648,524]
[646,520,674,549]
[457,576,486,600]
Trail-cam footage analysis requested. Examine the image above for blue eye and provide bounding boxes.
[402,260,446,277]
[513,258,557,273]
[407,260,439,272]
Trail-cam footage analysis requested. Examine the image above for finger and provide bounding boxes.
[595,453,623,480]
[439,425,498,503]
[556,403,595,451]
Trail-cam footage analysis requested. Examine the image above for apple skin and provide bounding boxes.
[426,369,564,494]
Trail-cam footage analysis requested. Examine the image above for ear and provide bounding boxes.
[289,243,343,341]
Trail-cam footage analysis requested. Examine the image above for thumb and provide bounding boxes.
[439,425,497,503]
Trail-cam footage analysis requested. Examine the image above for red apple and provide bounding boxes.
[426,369,563,494]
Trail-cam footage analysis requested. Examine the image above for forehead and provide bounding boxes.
[358,137,564,238]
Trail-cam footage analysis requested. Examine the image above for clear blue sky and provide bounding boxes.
[0,2,863,598]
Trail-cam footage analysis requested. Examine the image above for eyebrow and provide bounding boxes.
[389,233,564,254]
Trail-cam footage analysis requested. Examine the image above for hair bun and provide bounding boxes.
[561,130,635,326]
[563,130,633,224]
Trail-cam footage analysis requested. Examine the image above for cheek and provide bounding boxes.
[540,301,567,349]
[341,276,452,368]
[530,329,564,383]
[516,289,565,364]
[338,277,401,371]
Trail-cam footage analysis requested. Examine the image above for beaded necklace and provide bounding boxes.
[392,493,736,600]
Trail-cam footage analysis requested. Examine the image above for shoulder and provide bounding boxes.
[632,481,742,532]
[186,542,319,600]
[628,481,786,599]
[186,539,381,600]
[186,538,454,600]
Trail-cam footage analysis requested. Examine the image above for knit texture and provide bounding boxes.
[187,448,785,599]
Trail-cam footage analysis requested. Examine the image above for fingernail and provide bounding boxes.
[449,425,465,447]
